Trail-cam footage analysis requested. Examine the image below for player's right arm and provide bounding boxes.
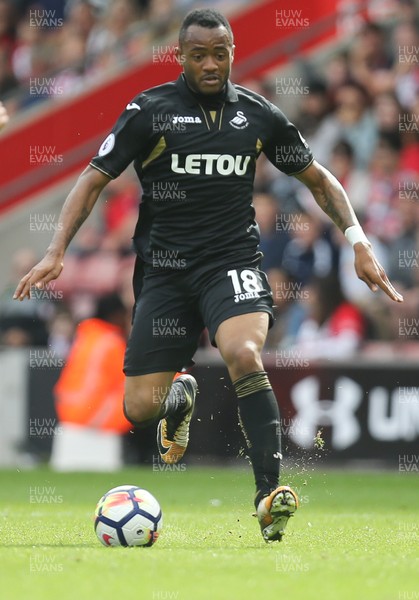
[13,166,110,301]
[14,93,150,301]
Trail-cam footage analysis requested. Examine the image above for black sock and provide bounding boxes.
[123,379,186,429]
[233,371,281,508]
[160,378,189,419]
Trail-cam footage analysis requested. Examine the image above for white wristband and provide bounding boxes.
[344,225,370,247]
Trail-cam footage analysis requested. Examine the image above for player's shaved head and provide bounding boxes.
[179,8,233,46]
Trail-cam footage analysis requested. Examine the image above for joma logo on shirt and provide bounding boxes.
[171,153,251,175]
[172,115,202,124]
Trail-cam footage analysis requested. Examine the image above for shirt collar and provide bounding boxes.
[175,74,238,107]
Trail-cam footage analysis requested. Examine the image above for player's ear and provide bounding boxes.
[231,44,235,63]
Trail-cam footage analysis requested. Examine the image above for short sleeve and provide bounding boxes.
[262,101,314,175]
[90,96,151,179]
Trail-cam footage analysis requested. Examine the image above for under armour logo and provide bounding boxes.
[289,376,363,450]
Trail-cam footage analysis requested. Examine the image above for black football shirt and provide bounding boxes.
[90,74,313,270]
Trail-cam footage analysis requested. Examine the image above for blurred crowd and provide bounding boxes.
[0,0,419,360]
[253,4,419,357]
[0,0,242,113]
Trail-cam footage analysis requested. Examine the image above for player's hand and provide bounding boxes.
[0,102,9,130]
[353,242,403,302]
[13,254,64,301]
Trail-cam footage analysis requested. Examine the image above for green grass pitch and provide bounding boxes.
[0,466,418,600]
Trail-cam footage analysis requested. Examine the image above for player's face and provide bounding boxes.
[177,25,234,95]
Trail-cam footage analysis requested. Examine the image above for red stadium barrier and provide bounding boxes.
[0,0,339,215]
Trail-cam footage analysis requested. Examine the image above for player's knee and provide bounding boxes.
[123,389,160,427]
[225,341,263,379]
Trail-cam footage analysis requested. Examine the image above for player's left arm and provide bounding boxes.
[294,160,403,303]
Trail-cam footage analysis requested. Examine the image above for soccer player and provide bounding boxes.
[14,9,403,542]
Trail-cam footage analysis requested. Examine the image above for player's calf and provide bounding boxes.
[123,401,161,429]
[123,372,175,425]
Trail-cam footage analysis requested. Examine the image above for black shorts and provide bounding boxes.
[123,258,274,376]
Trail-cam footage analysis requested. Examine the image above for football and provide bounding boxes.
[94,485,162,547]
